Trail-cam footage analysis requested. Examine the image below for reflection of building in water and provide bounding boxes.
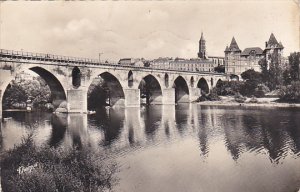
[219,109,300,163]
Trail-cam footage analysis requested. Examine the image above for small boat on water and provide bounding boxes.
[87,110,96,114]
[3,117,12,121]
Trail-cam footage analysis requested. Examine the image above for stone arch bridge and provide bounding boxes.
[0,49,227,117]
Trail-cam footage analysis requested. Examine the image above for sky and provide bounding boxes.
[0,1,299,62]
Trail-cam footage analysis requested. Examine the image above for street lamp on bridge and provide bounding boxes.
[99,52,103,63]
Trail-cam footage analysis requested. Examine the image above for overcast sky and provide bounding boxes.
[0,1,299,61]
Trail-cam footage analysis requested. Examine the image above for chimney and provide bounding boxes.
[265,41,268,48]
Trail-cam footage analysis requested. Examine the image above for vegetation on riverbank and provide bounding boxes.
[0,134,119,192]
[3,75,52,110]
[198,52,300,104]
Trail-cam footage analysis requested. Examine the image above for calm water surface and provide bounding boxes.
[1,104,300,192]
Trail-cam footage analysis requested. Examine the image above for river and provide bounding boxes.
[1,104,300,192]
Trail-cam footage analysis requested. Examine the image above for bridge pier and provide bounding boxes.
[0,90,2,119]
[124,88,140,107]
[67,89,88,113]
[189,87,201,102]
[162,88,175,105]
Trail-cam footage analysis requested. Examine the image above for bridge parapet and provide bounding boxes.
[0,49,228,118]
[0,49,227,76]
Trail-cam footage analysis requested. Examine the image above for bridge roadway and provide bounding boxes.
[0,49,227,118]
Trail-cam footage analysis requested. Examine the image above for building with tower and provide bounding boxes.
[198,32,225,68]
[224,33,285,76]
[149,32,224,72]
[198,32,207,59]
[263,33,284,70]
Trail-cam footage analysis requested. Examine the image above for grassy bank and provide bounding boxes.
[0,134,119,192]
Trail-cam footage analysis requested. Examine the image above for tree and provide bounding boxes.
[241,69,262,82]
[279,81,300,103]
[2,75,51,110]
[282,69,292,85]
[259,51,284,90]
[288,52,300,81]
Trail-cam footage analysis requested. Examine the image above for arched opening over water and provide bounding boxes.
[128,70,133,88]
[164,73,169,88]
[72,66,81,88]
[2,67,67,112]
[173,76,189,103]
[138,75,162,105]
[216,79,223,88]
[197,78,209,94]
[87,72,125,110]
[190,76,195,87]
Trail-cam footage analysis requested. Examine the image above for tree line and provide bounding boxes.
[213,51,300,102]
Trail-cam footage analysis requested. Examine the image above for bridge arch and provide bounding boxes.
[128,70,133,88]
[72,66,81,89]
[1,66,67,112]
[138,74,162,105]
[216,79,223,88]
[87,72,125,110]
[164,73,169,88]
[173,76,189,103]
[197,77,209,94]
[190,76,195,87]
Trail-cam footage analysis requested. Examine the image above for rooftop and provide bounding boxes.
[225,37,241,52]
[241,47,264,56]
[265,33,284,49]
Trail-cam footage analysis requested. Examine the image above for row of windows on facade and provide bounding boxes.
[150,62,215,72]
[118,58,223,72]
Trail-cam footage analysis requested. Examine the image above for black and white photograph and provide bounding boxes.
[0,1,300,191]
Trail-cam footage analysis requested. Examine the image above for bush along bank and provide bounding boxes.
[0,134,119,192]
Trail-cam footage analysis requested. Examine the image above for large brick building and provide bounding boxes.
[150,32,224,72]
[224,33,285,75]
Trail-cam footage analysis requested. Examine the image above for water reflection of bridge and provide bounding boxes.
[1,105,300,163]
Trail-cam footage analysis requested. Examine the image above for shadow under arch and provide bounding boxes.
[2,66,67,112]
[87,72,125,110]
[197,77,209,94]
[173,76,189,103]
[72,66,81,89]
[128,70,133,88]
[216,79,223,88]
[138,74,162,105]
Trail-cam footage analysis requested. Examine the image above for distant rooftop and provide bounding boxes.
[265,33,284,49]
[241,47,264,56]
[225,37,241,52]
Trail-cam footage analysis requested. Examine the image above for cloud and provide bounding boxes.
[0,1,298,61]
[51,18,97,41]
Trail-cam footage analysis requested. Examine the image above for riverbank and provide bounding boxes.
[197,96,300,108]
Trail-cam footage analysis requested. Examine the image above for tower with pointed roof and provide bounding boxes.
[198,32,207,59]
[223,33,285,76]
[224,37,242,74]
[264,33,284,69]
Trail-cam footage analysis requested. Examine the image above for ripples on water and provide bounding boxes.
[1,104,300,192]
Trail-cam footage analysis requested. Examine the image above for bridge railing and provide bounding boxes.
[0,49,226,75]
